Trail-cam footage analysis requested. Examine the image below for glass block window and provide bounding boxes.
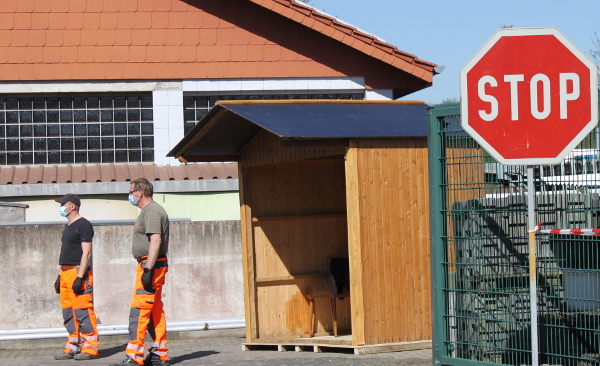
[0,95,154,165]
[183,92,364,134]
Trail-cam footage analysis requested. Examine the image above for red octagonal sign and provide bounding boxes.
[460,27,598,165]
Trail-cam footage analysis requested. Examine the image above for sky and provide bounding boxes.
[307,0,600,105]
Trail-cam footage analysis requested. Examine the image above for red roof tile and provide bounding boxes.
[33,0,53,13]
[201,11,220,29]
[145,45,163,62]
[121,0,138,13]
[137,0,155,12]
[65,13,84,30]
[154,0,172,12]
[104,0,121,13]
[179,45,196,61]
[196,45,214,62]
[148,29,167,45]
[163,45,180,62]
[48,12,67,29]
[129,45,146,62]
[117,12,135,29]
[85,0,103,13]
[246,44,264,61]
[68,0,85,13]
[230,45,247,62]
[0,31,11,47]
[131,29,150,45]
[181,28,200,45]
[134,12,152,29]
[0,0,435,97]
[25,46,44,63]
[168,11,186,28]
[216,28,234,45]
[43,46,61,62]
[31,13,49,29]
[199,29,217,45]
[213,45,231,62]
[60,46,78,62]
[151,11,169,28]
[100,12,118,29]
[77,45,95,62]
[185,11,202,28]
[10,30,29,47]
[63,30,81,46]
[81,29,98,46]
[114,29,132,46]
[14,13,32,30]
[170,0,189,12]
[7,47,25,63]
[111,45,130,62]
[17,0,35,13]
[82,13,101,29]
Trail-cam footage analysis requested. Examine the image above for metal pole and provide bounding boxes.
[527,165,538,366]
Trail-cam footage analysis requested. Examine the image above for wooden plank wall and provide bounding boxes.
[351,137,432,345]
[240,133,351,339]
[241,129,346,169]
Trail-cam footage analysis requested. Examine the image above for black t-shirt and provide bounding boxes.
[59,217,94,266]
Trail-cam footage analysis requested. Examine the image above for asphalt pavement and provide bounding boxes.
[0,329,433,366]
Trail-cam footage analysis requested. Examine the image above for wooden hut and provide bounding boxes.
[168,100,432,353]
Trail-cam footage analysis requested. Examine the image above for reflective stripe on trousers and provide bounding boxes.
[59,267,99,356]
[126,258,169,364]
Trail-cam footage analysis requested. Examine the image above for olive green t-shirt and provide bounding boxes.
[132,201,170,258]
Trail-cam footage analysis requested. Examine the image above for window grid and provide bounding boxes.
[0,95,154,165]
[182,92,364,134]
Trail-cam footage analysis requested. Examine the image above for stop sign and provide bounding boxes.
[460,27,598,165]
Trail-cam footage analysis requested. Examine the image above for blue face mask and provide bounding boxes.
[128,194,139,206]
[58,205,70,217]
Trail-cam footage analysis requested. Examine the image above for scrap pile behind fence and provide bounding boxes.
[429,103,600,366]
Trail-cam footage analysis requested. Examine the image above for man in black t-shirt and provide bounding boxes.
[53,194,99,361]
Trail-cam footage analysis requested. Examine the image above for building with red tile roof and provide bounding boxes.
[0,0,437,221]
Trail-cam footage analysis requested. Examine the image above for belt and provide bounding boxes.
[136,255,167,263]
[60,265,79,271]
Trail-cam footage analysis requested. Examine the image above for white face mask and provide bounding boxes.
[58,204,72,217]
[128,194,139,206]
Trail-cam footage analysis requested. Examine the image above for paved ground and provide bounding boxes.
[0,329,433,366]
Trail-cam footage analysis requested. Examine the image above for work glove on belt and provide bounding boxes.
[54,275,60,294]
[72,277,84,295]
[141,266,154,292]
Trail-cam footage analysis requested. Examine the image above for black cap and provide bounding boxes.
[55,194,81,206]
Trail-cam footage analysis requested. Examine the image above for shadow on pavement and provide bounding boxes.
[169,350,219,364]
[98,344,127,358]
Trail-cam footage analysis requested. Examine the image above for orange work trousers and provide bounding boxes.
[59,266,99,356]
[126,257,169,365]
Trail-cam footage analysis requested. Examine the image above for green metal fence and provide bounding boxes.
[429,103,600,366]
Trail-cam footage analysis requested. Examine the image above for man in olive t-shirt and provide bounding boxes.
[110,178,170,366]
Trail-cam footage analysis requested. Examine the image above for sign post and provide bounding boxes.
[460,27,598,365]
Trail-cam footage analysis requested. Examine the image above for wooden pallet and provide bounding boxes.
[242,336,432,355]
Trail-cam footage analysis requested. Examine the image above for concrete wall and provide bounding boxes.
[0,220,244,329]
[0,205,27,222]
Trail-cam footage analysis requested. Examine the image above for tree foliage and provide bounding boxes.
[591,31,600,87]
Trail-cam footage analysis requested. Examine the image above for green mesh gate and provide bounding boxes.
[429,103,600,366]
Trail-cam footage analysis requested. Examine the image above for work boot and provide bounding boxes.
[74,352,97,360]
[109,356,142,365]
[54,351,75,360]
[144,353,170,366]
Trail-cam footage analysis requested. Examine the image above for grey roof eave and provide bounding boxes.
[0,179,239,198]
